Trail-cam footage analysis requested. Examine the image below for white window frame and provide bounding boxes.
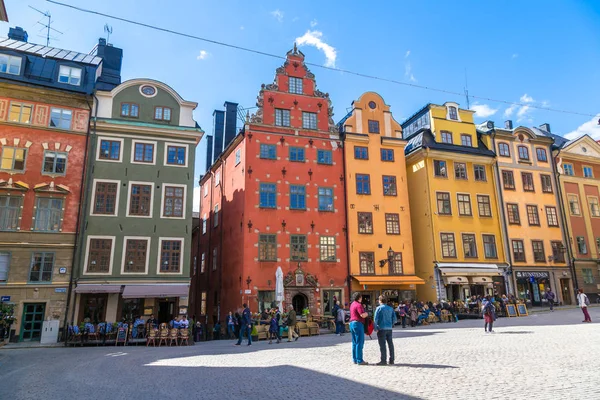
[445,102,461,122]
[83,235,116,276]
[49,108,73,130]
[0,54,22,75]
[130,139,157,165]
[215,172,220,186]
[156,237,185,275]
[96,136,124,163]
[126,180,155,218]
[90,179,121,217]
[120,236,151,275]
[0,252,10,282]
[160,183,187,219]
[203,185,208,197]
[235,149,241,165]
[58,65,82,86]
[164,142,189,168]
[302,112,317,130]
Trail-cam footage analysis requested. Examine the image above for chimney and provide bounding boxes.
[504,120,513,130]
[95,37,123,91]
[8,26,28,42]
[223,101,239,145]
[539,123,551,133]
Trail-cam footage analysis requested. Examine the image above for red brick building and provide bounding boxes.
[192,46,348,328]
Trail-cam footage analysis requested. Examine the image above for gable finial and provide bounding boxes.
[293,42,298,54]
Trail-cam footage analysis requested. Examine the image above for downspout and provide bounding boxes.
[218,156,226,323]
[341,128,352,304]
[205,171,215,327]
[422,148,440,300]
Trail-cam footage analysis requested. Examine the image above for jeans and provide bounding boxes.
[377,329,394,363]
[582,307,592,322]
[350,321,365,364]
[336,321,344,334]
[236,324,252,345]
[484,321,494,332]
[227,324,235,338]
[549,301,554,311]
[399,316,406,328]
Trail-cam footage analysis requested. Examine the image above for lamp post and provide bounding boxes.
[379,247,395,270]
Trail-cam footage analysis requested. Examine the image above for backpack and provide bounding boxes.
[584,295,590,306]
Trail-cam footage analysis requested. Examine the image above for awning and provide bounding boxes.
[122,284,189,299]
[74,284,122,294]
[437,263,502,277]
[443,276,469,285]
[352,275,425,286]
[470,276,495,284]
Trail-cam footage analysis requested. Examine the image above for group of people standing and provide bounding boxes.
[228,303,300,346]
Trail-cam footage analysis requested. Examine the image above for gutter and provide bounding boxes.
[340,127,352,302]
[217,155,226,323]
[423,148,441,300]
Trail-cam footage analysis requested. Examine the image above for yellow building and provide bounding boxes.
[339,92,424,310]
[403,103,508,302]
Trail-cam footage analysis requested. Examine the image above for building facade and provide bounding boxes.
[339,92,423,310]
[71,78,203,326]
[404,103,508,302]
[0,30,99,341]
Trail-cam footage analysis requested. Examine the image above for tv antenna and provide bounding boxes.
[104,24,113,43]
[29,5,63,46]
[464,68,470,109]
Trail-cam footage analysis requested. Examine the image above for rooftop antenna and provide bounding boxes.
[104,24,113,43]
[464,68,470,109]
[29,5,62,46]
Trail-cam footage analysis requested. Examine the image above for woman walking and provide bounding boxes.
[483,296,496,333]
[577,289,592,323]
[226,312,236,339]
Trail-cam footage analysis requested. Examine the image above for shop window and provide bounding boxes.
[385,213,400,235]
[434,160,447,178]
[454,162,467,180]
[319,236,336,262]
[290,235,308,261]
[441,233,456,258]
[474,165,486,181]
[258,291,276,312]
[323,290,342,314]
[483,235,497,259]
[437,192,451,215]
[121,298,144,322]
[512,240,525,262]
[359,252,375,275]
[477,195,492,217]
[290,185,306,210]
[527,205,540,226]
[457,194,472,216]
[0,196,21,231]
[258,234,277,261]
[358,212,373,234]
[582,269,594,285]
[34,198,63,232]
[318,187,333,211]
[382,175,397,196]
[259,183,277,208]
[29,252,54,282]
[546,206,559,227]
[356,174,371,195]
[521,172,535,192]
[502,170,515,190]
[462,234,477,258]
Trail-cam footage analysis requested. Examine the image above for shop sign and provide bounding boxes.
[382,290,399,298]
[515,271,549,279]
[0,296,10,302]
[55,288,67,293]
[244,289,251,294]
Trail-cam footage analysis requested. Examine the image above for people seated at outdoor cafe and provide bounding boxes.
[170,317,181,329]
[417,306,430,325]
[147,315,158,328]
[132,316,145,338]
[180,315,189,329]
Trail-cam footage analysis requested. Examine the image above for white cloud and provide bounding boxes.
[541,100,550,108]
[504,104,517,118]
[271,9,284,22]
[296,30,337,67]
[471,103,499,118]
[520,93,534,103]
[516,105,531,122]
[310,19,318,27]
[504,93,536,122]
[564,115,600,140]
[193,186,200,212]
[196,50,209,60]
[404,50,416,82]
[512,53,518,59]
[405,50,411,58]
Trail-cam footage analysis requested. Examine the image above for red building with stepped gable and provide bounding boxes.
[192,45,348,329]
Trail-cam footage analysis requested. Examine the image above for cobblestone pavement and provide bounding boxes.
[1,307,599,400]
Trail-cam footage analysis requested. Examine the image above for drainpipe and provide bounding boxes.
[217,156,226,323]
[422,148,440,300]
[340,128,352,305]
[205,170,214,328]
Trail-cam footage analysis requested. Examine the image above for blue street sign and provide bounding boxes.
[529,276,535,283]
[0,296,10,302]
[55,288,67,293]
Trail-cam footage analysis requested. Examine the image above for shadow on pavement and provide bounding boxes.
[389,363,458,369]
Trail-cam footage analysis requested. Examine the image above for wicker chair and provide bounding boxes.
[158,328,169,347]
[168,328,179,346]
[146,328,158,347]
[307,322,320,336]
[256,325,269,341]
[427,313,437,324]
[441,310,452,323]
[179,328,190,346]
[296,322,310,337]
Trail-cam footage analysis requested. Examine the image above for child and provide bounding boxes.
[268,315,280,344]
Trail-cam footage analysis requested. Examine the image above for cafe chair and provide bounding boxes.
[168,328,179,346]
[146,328,158,347]
[158,327,169,347]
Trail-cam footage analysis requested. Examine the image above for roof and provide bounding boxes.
[0,0,7,22]
[401,103,431,127]
[0,37,102,66]
[405,129,495,157]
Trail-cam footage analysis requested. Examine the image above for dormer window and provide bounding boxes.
[58,65,82,86]
[289,77,303,94]
[448,106,458,120]
[121,103,139,118]
[0,54,22,75]
[154,106,172,121]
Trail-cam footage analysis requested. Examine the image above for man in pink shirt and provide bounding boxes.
[349,292,369,365]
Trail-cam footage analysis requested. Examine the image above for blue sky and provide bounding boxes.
[3,0,600,208]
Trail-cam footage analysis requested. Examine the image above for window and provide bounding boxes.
[441,233,456,258]
[483,235,497,258]
[597,238,600,254]
[0,54,22,75]
[317,149,333,165]
[583,166,594,178]
[318,187,334,211]
[200,292,207,315]
[381,149,394,162]
[577,237,587,255]
[87,239,112,273]
[42,151,67,175]
[354,146,368,160]
[163,186,184,218]
[200,253,205,273]
[368,120,380,134]
[498,143,510,157]
[507,203,520,225]
[0,196,21,231]
[202,218,207,235]
[129,184,152,216]
[8,103,33,124]
[260,144,277,160]
[120,103,139,118]
[289,147,305,162]
[582,269,594,284]
[390,253,403,275]
[385,213,400,235]
[517,146,530,161]
[153,106,171,121]
[34,198,63,232]
[536,148,548,162]
[289,77,303,94]
[0,147,27,171]
[29,252,54,282]
[290,185,306,210]
[563,164,574,176]
[160,240,182,272]
[134,142,154,163]
[258,234,277,261]
[58,65,82,85]
[568,195,580,215]
[215,172,220,186]
[474,165,486,181]
[532,240,545,262]
[512,240,525,262]
[477,195,492,217]
[527,205,540,226]
[437,192,451,215]
[358,212,373,234]
[213,205,219,227]
[541,174,553,193]
[49,108,72,129]
[359,252,375,275]
[434,160,447,177]
[590,197,600,217]
[93,182,118,215]
[551,241,565,263]
[99,140,121,161]
[461,134,472,147]
[448,106,458,120]
[382,175,397,196]
[259,183,277,208]
[454,163,467,180]
[546,206,559,227]
[462,234,477,258]
[235,149,241,165]
[166,145,186,165]
[521,172,535,192]
[0,252,9,282]
[319,236,336,262]
[275,109,291,127]
[124,239,148,273]
[290,235,308,261]
[302,112,317,130]
[212,248,217,271]
[356,174,371,195]
[457,194,472,216]
[441,131,453,144]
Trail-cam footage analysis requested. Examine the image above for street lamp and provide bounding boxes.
[379,247,395,269]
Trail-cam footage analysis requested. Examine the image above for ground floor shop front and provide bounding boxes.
[435,263,508,302]
[512,267,575,306]
[350,275,424,312]
[573,260,600,304]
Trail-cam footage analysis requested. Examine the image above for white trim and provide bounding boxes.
[93,131,197,145]
[160,183,187,219]
[83,235,116,276]
[126,180,155,218]
[156,237,185,275]
[139,84,158,98]
[96,136,124,163]
[120,236,151,275]
[89,179,121,217]
[130,139,158,165]
[163,142,189,168]
[444,102,461,122]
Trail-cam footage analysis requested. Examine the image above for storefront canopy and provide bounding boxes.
[353,275,425,286]
[121,284,189,299]
[74,284,122,294]
[443,276,469,285]
[470,276,495,284]
[437,263,503,277]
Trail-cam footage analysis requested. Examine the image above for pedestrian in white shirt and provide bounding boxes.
[577,289,592,323]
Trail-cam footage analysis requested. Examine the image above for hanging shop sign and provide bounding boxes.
[515,271,549,279]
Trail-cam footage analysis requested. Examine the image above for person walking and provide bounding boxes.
[374,296,397,366]
[577,289,592,323]
[397,302,407,328]
[268,313,280,344]
[544,288,556,312]
[286,305,299,342]
[226,312,236,339]
[483,296,496,333]
[336,303,346,336]
[274,306,283,342]
[349,292,369,365]
[235,303,252,346]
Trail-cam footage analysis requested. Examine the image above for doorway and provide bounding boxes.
[292,293,307,314]
[158,299,175,323]
[20,303,45,342]
[560,279,572,305]
[79,294,107,323]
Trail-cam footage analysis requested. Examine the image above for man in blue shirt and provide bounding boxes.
[235,303,252,346]
[374,296,397,365]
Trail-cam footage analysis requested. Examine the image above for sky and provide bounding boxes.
[3,0,600,211]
